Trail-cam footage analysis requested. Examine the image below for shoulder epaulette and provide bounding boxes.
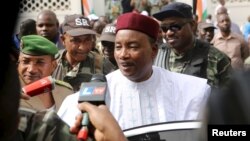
[55,79,73,90]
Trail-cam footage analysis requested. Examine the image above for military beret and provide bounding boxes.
[20,35,58,57]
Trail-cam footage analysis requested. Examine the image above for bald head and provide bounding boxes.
[37,10,59,25]
[216,6,228,15]
[218,0,225,5]
[36,10,59,41]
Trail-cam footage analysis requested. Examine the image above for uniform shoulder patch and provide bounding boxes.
[55,79,73,90]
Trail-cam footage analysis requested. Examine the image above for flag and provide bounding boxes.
[82,0,94,16]
[196,0,207,22]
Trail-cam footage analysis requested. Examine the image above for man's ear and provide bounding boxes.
[152,43,158,59]
[189,20,197,34]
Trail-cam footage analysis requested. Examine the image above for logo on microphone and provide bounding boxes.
[93,87,106,95]
[81,86,105,96]
[81,87,94,95]
[78,75,107,104]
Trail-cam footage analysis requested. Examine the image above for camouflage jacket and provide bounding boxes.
[52,49,103,91]
[13,108,78,141]
[154,39,232,87]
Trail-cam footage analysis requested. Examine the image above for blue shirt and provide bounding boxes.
[243,22,250,41]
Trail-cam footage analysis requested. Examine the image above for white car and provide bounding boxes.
[124,120,203,141]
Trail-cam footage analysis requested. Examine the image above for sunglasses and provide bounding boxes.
[160,21,190,33]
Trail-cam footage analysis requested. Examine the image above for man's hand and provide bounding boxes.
[70,102,127,141]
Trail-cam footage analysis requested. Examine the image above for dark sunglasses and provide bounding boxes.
[161,21,190,33]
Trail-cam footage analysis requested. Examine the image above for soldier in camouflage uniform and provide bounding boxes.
[153,2,232,87]
[52,14,103,91]
[18,35,73,112]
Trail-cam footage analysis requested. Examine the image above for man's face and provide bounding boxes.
[18,53,56,85]
[101,41,115,63]
[115,30,158,82]
[217,14,231,33]
[161,17,195,51]
[36,14,58,41]
[62,34,93,63]
[219,0,225,5]
[199,27,215,43]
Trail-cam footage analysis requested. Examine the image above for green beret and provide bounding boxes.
[20,35,58,57]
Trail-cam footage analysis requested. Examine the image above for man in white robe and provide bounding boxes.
[58,12,211,130]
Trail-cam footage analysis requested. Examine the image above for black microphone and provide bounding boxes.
[77,74,107,140]
[78,74,107,105]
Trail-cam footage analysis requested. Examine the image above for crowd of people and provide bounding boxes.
[1,0,250,141]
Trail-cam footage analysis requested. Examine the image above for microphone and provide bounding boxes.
[78,74,107,105]
[22,76,55,97]
[77,74,107,140]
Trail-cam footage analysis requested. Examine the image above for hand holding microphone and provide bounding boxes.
[77,74,107,140]
[70,103,127,141]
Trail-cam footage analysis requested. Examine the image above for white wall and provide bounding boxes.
[93,0,105,16]
[15,0,83,33]
[177,0,250,30]
[208,1,250,29]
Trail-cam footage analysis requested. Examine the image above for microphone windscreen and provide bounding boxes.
[22,76,54,97]
[90,74,106,82]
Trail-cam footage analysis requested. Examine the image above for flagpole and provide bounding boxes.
[193,0,197,16]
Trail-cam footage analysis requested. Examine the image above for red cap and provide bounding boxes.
[116,12,159,41]
[77,126,88,140]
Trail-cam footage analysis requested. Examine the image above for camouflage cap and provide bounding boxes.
[20,35,58,57]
